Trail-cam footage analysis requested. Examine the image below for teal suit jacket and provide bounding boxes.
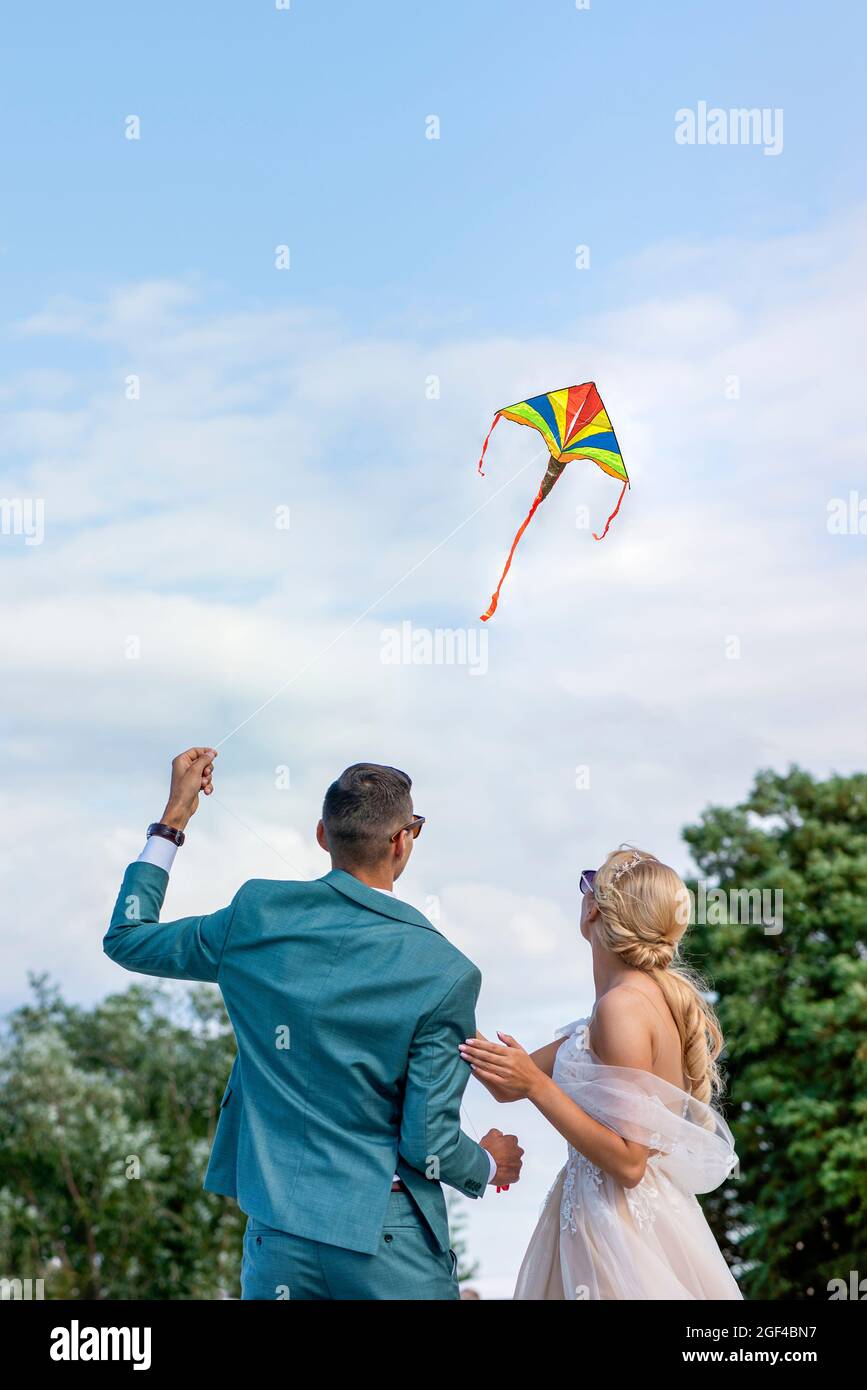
[104,863,490,1255]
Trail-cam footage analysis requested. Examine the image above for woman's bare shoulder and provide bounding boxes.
[589,985,655,1070]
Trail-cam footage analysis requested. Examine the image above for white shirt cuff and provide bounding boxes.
[137,836,179,873]
[486,1149,498,1184]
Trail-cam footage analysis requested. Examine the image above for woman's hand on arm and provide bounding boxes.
[543,990,656,1186]
[459,1032,552,1102]
[461,994,656,1188]
[460,1031,563,1102]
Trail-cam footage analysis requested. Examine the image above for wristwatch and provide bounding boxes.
[147,822,186,847]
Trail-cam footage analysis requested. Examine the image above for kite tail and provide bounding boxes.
[477,413,501,476]
[480,488,544,622]
[592,478,629,541]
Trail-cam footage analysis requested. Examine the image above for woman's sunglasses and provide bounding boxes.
[579,868,597,896]
[390,815,426,844]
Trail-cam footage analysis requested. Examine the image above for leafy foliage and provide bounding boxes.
[0,978,481,1299]
[682,767,867,1299]
[0,977,243,1299]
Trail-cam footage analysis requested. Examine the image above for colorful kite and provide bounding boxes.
[476,381,628,620]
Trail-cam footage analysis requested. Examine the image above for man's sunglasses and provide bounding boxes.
[390,815,426,844]
[579,868,597,896]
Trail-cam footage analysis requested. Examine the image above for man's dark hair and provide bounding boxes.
[322,763,413,867]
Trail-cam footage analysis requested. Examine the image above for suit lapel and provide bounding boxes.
[321,869,441,935]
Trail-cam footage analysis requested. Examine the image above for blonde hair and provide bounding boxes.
[591,848,724,1103]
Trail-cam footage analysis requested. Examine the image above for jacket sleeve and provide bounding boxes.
[103,860,239,983]
[397,965,491,1199]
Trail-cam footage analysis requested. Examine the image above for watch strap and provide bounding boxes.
[147,821,186,847]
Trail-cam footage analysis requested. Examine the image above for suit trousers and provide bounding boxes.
[240,1188,460,1301]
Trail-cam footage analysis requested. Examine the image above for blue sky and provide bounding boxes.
[2,0,863,343]
[2,1,866,1293]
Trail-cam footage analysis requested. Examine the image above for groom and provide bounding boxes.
[104,748,523,1299]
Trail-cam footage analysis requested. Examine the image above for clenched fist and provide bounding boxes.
[161,747,217,831]
[480,1128,524,1187]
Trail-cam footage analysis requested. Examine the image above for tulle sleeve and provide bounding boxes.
[558,1059,737,1195]
[554,1018,587,1041]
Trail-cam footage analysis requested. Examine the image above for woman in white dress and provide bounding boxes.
[460,848,742,1300]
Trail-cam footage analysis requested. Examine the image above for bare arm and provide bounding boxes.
[460,993,655,1188]
[531,1037,567,1077]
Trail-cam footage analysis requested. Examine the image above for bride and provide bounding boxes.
[460,849,742,1300]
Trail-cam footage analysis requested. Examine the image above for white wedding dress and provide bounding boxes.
[514,1018,742,1300]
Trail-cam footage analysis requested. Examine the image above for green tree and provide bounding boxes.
[0,977,243,1299]
[682,767,867,1299]
[0,978,482,1299]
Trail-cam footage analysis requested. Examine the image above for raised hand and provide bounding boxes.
[161,747,217,831]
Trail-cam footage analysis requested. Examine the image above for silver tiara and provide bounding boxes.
[599,851,643,896]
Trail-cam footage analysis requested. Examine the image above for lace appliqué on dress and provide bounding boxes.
[560,1150,607,1234]
[556,1018,613,1234]
[625,1160,663,1231]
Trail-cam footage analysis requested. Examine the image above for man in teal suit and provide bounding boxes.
[104,748,523,1299]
